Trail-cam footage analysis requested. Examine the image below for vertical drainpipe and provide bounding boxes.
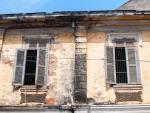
[0,28,8,59]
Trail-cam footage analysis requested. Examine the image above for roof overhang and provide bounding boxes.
[1,10,150,28]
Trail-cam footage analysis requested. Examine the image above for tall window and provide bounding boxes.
[24,50,37,85]
[115,47,128,83]
[106,35,141,84]
[13,39,48,87]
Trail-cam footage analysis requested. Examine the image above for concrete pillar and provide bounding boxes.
[74,26,87,103]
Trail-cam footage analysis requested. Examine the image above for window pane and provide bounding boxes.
[128,49,136,64]
[115,47,128,83]
[129,66,137,83]
[116,73,128,83]
[24,50,37,85]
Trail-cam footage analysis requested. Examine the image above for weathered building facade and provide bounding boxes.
[1,0,150,112]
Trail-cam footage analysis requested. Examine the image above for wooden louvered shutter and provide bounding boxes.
[13,49,25,86]
[106,46,115,84]
[36,48,47,86]
[127,47,138,84]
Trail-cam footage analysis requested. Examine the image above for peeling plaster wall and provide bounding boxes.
[48,32,75,104]
[1,27,150,105]
[87,32,115,103]
[0,33,22,105]
[0,28,75,105]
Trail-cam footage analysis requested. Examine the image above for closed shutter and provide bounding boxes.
[106,46,115,84]
[13,49,26,86]
[127,47,138,84]
[36,48,47,86]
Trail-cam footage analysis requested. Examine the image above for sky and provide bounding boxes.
[0,0,128,14]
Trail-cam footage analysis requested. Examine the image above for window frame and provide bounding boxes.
[23,49,38,85]
[13,41,49,87]
[106,33,141,85]
[113,44,136,84]
[115,46,128,83]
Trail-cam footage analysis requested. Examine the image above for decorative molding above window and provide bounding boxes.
[107,33,142,46]
[22,35,52,49]
[106,32,141,85]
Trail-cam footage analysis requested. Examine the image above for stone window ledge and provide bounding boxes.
[20,86,47,93]
[113,85,143,102]
[20,86,47,104]
[113,84,142,91]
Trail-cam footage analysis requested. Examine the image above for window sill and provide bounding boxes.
[113,84,143,102]
[113,84,142,91]
[20,86,47,93]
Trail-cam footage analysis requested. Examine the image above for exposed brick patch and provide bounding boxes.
[45,98,56,105]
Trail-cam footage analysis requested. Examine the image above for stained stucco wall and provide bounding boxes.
[0,28,75,105]
[48,32,75,104]
[1,28,150,105]
[86,31,150,104]
[140,31,150,103]
[87,32,115,103]
[0,33,22,105]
